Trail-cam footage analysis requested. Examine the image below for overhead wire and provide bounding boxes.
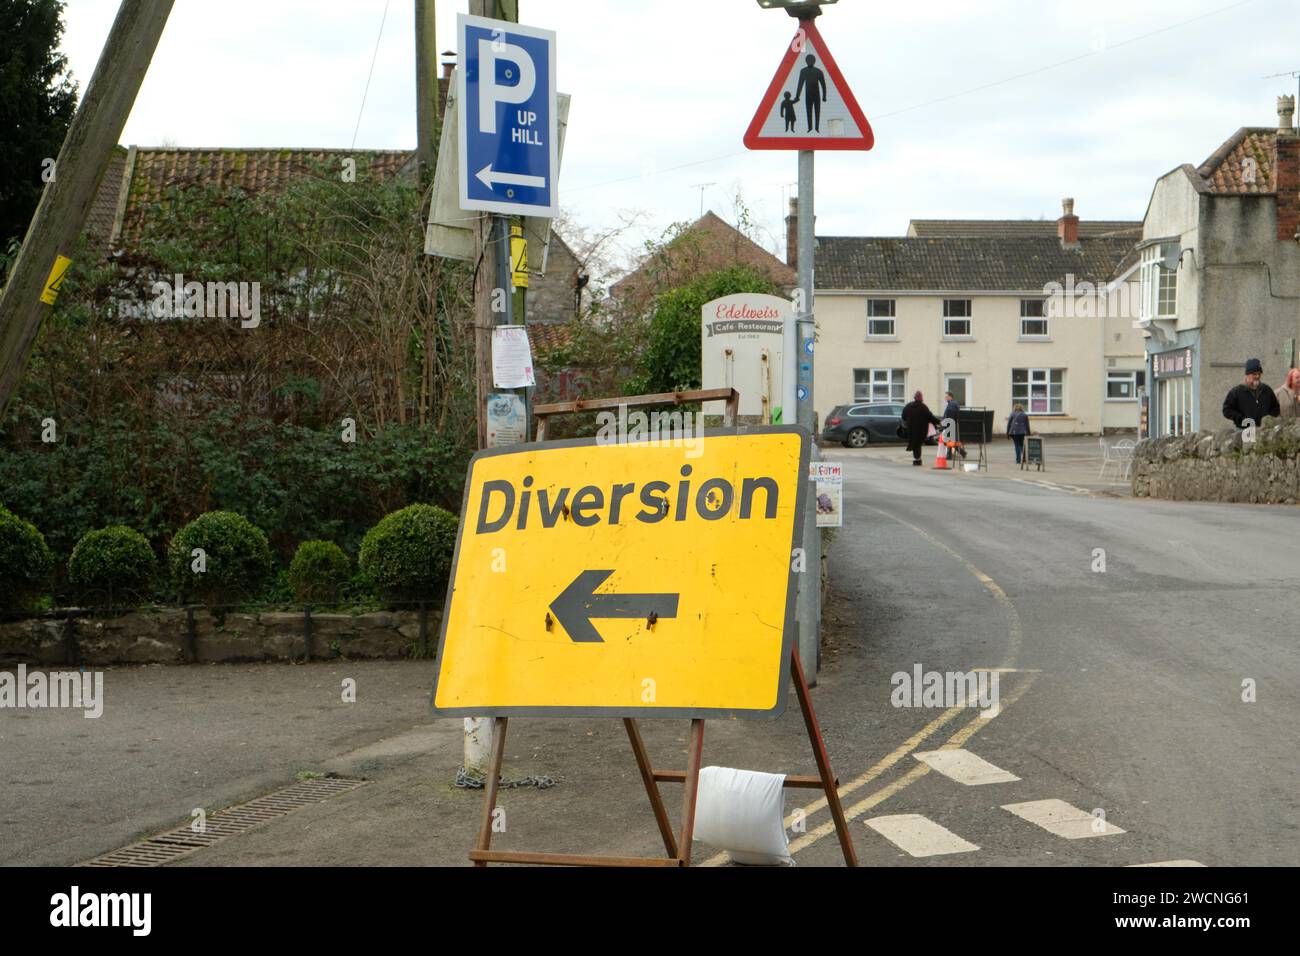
[351,0,393,150]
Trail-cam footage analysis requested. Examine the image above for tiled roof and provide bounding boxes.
[86,74,455,256]
[908,219,1141,239]
[112,148,414,248]
[1196,127,1278,194]
[124,148,412,204]
[816,236,1136,292]
[85,147,128,249]
[611,210,795,300]
[527,321,576,353]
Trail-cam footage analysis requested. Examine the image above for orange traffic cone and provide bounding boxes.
[933,437,949,470]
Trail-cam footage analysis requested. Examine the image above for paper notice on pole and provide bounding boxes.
[811,462,843,528]
[486,393,527,447]
[492,325,535,388]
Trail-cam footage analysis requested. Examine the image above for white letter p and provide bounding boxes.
[478,38,535,135]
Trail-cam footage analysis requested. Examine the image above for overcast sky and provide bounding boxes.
[60,0,1300,269]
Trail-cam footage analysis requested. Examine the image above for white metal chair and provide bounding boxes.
[1097,437,1119,480]
[1113,438,1136,480]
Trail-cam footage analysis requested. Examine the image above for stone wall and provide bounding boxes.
[1132,420,1300,503]
[0,607,441,666]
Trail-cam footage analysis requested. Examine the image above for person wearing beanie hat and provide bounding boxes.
[1222,357,1280,428]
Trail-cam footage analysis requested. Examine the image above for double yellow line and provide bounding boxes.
[701,504,1033,866]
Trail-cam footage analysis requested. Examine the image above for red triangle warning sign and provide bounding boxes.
[744,19,873,151]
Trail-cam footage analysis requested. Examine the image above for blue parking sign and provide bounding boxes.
[458,14,557,217]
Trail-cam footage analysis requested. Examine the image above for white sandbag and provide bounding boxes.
[694,766,792,866]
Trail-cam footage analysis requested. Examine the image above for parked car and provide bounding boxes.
[822,402,938,448]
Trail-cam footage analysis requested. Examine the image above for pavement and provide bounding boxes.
[4,445,1297,867]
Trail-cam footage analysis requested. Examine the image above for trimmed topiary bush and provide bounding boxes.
[359,504,458,602]
[0,504,53,614]
[68,525,156,606]
[168,511,273,605]
[287,540,350,603]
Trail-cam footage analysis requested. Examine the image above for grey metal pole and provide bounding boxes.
[493,215,514,326]
[796,149,820,682]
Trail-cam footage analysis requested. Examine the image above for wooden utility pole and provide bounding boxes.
[460,0,527,780]
[467,0,523,451]
[414,0,438,187]
[0,0,175,416]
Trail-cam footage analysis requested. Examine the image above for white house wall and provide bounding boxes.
[815,289,1140,435]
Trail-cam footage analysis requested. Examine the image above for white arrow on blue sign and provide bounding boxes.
[457,14,558,217]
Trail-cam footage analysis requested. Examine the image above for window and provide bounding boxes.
[867,299,895,337]
[1020,299,1048,337]
[1140,244,1178,320]
[945,374,970,407]
[854,368,906,402]
[1159,376,1193,436]
[943,299,971,337]
[1106,370,1145,401]
[1012,368,1064,414]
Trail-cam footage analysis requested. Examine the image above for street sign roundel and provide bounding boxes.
[744,19,873,151]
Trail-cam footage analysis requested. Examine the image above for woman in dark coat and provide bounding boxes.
[901,390,942,466]
[1006,402,1031,464]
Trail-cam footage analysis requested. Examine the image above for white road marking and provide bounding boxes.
[1002,799,1126,838]
[1127,860,1206,867]
[864,814,980,857]
[914,748,1020,785]
[1010,478,1092,495]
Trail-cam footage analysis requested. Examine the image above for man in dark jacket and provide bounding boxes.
[901,391,942,466]
[1223,358,1280,428]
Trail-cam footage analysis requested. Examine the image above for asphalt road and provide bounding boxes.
[797,449,1300,866]
[2,452,1296,866]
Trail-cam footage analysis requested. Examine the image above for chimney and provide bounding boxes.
[1057,197,1080,248]
[1277,97,1300,241]
[441,51,456,80]
[1279,94,1296,136]
[786,197,798,270]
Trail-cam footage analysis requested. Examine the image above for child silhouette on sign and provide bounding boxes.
[780,91,797,132]
[792,53,828,132]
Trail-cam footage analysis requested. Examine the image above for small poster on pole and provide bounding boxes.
[810,462,843,527]
[492,325,535,388]
[486,393,527,447]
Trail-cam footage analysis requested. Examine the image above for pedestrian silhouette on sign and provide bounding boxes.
[792,54,828,132]
[780,91,797,132]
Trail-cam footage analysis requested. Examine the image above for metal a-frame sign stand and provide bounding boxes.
[465,387,857,867]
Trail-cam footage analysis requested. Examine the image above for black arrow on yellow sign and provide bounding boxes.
[550,570,680,644]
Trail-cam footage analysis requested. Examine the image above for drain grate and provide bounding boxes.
[83,775,368,867]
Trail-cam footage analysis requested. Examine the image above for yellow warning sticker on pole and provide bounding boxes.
[431,428,809,719]
[510,223,528,288]
[40,255,72,305]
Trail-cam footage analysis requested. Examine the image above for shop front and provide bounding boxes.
[1151,345,1196,438]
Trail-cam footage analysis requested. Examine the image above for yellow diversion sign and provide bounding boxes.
[432,428,809,718]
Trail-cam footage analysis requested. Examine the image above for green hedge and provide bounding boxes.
[287,540,351,603]
[67,525,156,606]
[168,511,273,605]
[0,504,53,613]
[359,504,458,602]
[0,411,470,565]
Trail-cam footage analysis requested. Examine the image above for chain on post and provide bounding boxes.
[454,767,555,790]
